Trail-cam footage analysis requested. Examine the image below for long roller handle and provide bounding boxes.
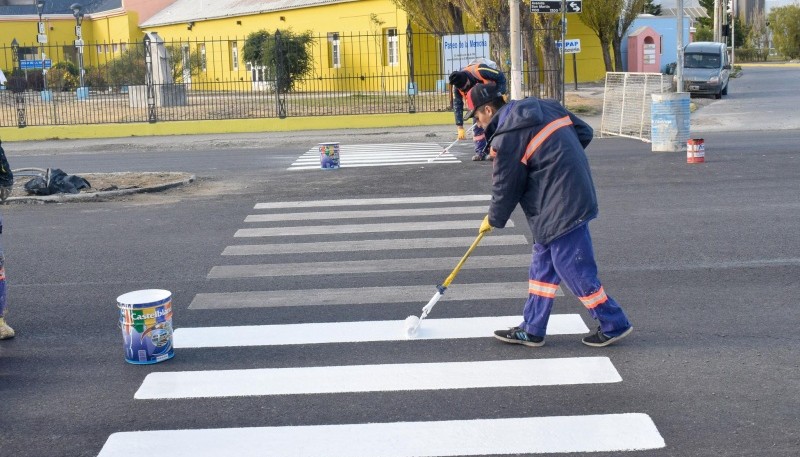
[441,231,486,288]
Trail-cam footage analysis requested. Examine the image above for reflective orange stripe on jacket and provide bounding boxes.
[529,280,559,298]
[520,115,573,164]
[579,287,608,309]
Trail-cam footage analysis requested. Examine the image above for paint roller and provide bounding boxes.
[404,230,487,338]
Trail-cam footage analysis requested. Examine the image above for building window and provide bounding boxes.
[327,32,340,69]
[199,43,207,72]
[112,43,119,53]
[121,43,127,52]
[230,41,239,71]
[386,28,399,66]
[96,44,102,53]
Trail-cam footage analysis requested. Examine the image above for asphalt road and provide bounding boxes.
[0,66,798,457]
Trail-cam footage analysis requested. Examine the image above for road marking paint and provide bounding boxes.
[173,314,588,348]
[208,254,530,279]
[222,234,529,255]
[234,220,513,237]
[134,357,621,399]
[289,143,462,170]
[99,414,665,456]
[244,205,489,222]
[254,195,489,209]
[189,281,563,309]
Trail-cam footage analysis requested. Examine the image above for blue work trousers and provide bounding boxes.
[520,223,631,338]
[473,120,487,156]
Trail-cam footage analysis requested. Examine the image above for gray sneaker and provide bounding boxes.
[494,327,545,347]
[581,326,632,347]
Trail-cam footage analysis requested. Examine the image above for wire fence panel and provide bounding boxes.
[1,30,561,127]
[600,72,673,142]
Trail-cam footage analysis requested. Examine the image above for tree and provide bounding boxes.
[768,4,800,59]
[582,0,646,71]
[642,0,661,15]
[106,44,202,86]
[390,0,465,35]
[242,29,315,92]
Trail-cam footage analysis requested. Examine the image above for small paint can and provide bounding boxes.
[117,289,174,365]
[687,138,705,163]
[319,142,340,170]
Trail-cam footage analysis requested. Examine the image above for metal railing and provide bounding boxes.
[1,29,561,127]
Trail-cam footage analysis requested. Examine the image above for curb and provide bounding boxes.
[4,173,196,204]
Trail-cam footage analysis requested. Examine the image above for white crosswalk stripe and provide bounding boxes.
[173,315,589,348]
[102,194,664,455]
[288,143,461,170]
[99,414,665,457]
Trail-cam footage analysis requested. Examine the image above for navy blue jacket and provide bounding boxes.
[486,97,597,245]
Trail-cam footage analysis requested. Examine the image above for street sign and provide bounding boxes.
[20,59,52,70]
[567,1,582,12]
[530,1,563,13]
[555,39,582,54]
[530,0,582,13]
[37,34,48,44]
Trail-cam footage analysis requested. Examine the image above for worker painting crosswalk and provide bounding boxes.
[97,194,665,456]
[288,143,460,170]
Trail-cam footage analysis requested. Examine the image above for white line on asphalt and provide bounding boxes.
[189,281,564,310]
[221,235,529,255]
[254,195,489,209]
[244,206,489,222]
[173,314,588,348]
[207,254,530,279]
[234,219,513,237]
[289,160,457,170]
[98,413,665,457]
[134,357,621,399]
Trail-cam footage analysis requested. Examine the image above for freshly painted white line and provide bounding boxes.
[134,357,621,399]
[208,254,530,279]
[289,160,457,170]
[254,195,489,209]
[234,220,513,237]
[221,235,529,255]
[244,206,489,222]
[189,281,564,309]
[99,414,664,456]
[173,314,588,348]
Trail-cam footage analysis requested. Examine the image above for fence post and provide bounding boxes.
[143,34,157,123]
[15,93,27,128]
[274,29,287,119]
[406,22,416,114]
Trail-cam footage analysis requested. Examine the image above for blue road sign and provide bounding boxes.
[20,59,52,70]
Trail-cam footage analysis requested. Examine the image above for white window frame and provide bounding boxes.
[230,40,239,71]
[199,43,207,72]
[328,32,341,69]
[386,28,399,67]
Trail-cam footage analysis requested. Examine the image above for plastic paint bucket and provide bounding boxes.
[651,93,690,152]
[319,142,340,169]
[117,289,174,365]
[687,138,705,163]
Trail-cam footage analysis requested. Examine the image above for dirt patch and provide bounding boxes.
[6,171,196,203]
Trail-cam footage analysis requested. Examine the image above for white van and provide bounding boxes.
[682,42,730,99]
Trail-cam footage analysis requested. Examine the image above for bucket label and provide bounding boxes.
[118,299,174,365]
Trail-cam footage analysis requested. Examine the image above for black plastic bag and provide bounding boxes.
[0,140,13,188]
[24,168,91,196]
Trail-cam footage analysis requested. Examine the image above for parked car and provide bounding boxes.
[682,41,731,99]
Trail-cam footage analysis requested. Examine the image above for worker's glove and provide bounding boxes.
[0,186,11,202]
[457,126,466,140]
[502,94,509,102]
[479,215,493,234]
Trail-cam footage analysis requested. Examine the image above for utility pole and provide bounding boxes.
[677,0,684,92]
[713,0,720,42]
[509,0,522,100]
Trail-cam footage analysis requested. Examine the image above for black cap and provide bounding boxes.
[465,83,502,119]
[448,71,468,90]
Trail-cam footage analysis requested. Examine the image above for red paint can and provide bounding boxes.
[687,138,705,163]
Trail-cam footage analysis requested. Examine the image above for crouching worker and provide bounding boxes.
[468,84,632,347]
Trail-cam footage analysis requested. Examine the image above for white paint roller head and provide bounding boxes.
[404,315,420,338]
